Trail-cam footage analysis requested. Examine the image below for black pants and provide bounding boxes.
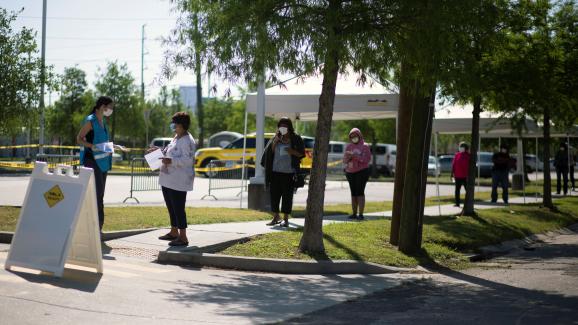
[346,168,370,197]
[270,172,295,214]
[454,178,467,206]
[491,170,509,203]
[162,186,188,229]
[84,158,107,230]
[556,167,569,195]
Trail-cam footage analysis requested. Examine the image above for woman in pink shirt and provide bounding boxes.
[451,142,471,207]
[343,128,371,220]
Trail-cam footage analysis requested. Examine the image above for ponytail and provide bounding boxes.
[92,96,114,114]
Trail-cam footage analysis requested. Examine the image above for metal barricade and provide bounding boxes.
[202,160,248,200]
[35,154,80,172]
[123,157,160,203]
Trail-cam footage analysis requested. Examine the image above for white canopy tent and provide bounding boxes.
[246,72,399,120]
[241,70,399,208]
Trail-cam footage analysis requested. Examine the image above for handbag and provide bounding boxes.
[294,173,306,188]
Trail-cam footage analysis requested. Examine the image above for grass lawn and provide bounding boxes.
[0,206,272,232]
[221,196,578,269]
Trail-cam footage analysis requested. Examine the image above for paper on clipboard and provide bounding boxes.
[144,149,164,171]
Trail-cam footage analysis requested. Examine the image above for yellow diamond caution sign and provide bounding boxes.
[44,185,64,208]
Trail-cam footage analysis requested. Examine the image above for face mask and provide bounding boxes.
[501,149,507,153]
[170,123,176,132]
[459,147,466,153]
[103,109,113,117]
[279,127,288,135]
[351,137,360,144]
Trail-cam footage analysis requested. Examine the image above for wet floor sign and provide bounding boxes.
[4,162,103,277]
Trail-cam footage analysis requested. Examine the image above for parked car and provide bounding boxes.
[369,143,397,176]
[428,156,441,176]
[524,154,543,172]
[194,133,315,176]
[208,131,242,148]
[477,152,494,178]
[438,155,454,173]
[149,137,173,149]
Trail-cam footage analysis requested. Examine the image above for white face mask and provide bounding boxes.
[278,127,288,135]
[351,137,360,144]
[501,149,507,153]
[459,147,466,153]
[103,109,113,117]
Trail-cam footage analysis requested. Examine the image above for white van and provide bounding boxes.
[370,143,396,176]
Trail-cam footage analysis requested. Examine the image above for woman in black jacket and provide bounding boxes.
[261,117,305,227]
[554,142,570,195]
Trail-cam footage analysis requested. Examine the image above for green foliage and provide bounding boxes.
[484,0,578,129]
[0,8,42,135]
[47,67,91,145]
[95,61,144,146]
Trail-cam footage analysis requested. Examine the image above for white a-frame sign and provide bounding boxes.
[5,162,103,277]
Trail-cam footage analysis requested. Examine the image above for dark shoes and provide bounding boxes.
[357,215,364,221]
[281,220,289,227]
[266,218,282,226]
[158,233,178,241]
[347,214,358,220]
[168,238,189,247]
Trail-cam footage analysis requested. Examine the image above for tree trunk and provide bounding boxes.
[463,96,481,216]
[398,80,434,254]
[417,90,435,246]
[542,107,553,209]
[390,63,412,246]
[299,0,341,254]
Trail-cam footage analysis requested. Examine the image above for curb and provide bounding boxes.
[157,251,421,275]
[468,222,578,262]
[0,228,158,244]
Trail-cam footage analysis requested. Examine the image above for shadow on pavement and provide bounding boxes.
[151,272,397,322]
[8,268,102,293]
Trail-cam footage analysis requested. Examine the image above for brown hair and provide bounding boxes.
[172,111,191,130]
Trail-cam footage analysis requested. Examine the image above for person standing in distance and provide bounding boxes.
[261,117,305,227]
[491,144,510,204]
[155,112,197,246]
[77,96,114,231]
[451,142,470,207]
[554,142,570,196]
[343,128,371,220]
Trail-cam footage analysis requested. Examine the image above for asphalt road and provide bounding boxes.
[284,224,578,325]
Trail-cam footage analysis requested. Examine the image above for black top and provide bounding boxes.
[554,150,569,169]
[261,133,305,186]
[84,129,95,160]
[492,152,510,171]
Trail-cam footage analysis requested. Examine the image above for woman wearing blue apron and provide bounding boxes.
[76,96,114,231]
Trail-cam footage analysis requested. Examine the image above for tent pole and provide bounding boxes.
[534,137,536,202]
[566,133,572,196]
[435,132,441,216]
[240,108,249,209]
[477,136,481,194]
[522,137,526,204]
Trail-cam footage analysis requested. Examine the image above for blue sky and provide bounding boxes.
[3,0,233,100]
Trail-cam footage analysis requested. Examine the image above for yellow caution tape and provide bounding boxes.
[0,144,40,149]
[0,144,147,151]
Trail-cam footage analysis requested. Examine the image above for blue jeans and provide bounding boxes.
[491,170,509,203]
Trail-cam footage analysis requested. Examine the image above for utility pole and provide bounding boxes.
[39,0,47,154]
[141,24,149,145]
